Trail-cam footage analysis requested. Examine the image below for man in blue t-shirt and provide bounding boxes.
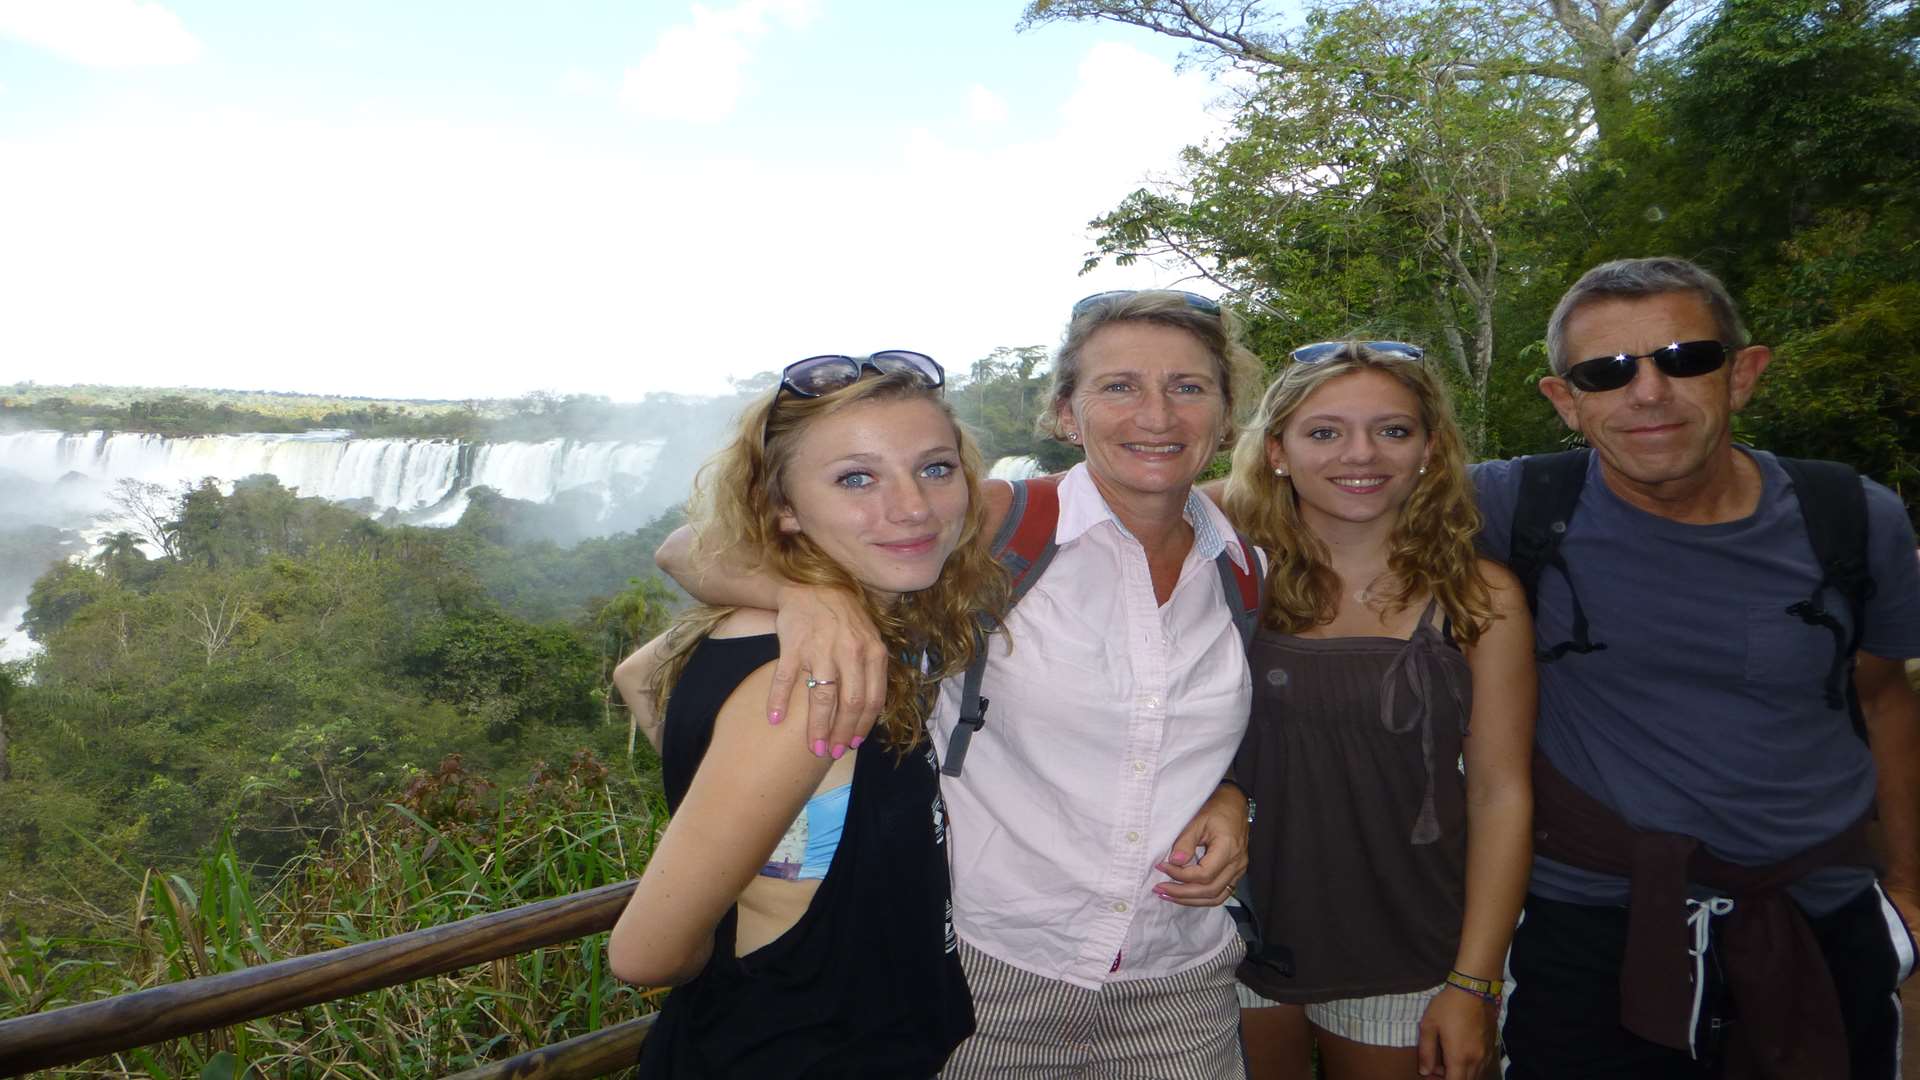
[1475,257,1920,1078]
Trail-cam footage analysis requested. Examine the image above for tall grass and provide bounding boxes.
[0,751,666,1078]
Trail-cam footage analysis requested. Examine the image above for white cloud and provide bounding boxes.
[619,0,820,123]
[0,40,1230,401]
[967,84,1008,128]
[0,0,201,68]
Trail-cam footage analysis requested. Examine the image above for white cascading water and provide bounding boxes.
[0,430,664,517]
[0,605,29,662]
[0,429,675,659]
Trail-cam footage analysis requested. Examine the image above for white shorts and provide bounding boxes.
[1237,980,1445,1048]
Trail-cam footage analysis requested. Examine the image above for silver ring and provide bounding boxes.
[806,677,837,689]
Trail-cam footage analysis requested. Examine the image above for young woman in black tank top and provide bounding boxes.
[1217,343,1536,1080]
[606,356,1007,1078]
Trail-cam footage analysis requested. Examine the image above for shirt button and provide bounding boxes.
[1146,695,1162,710]
[1112,900,1129,913]
[1126,831,1141,843]
[1132,760,1148,775]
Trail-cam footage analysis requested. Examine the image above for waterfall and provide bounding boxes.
[0,604,30,663]
[0,430,666,517]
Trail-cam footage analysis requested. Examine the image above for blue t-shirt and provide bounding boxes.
[1473,449,1920,914]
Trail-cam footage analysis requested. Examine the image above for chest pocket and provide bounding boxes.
[1743,600,1841,687]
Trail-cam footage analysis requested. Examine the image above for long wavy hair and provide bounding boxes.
[649,370,1008,754]
[1222,345,1497,643]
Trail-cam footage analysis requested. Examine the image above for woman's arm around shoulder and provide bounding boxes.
[612,632,672,753]
[649,482,1017,754]
[607,614,830,988]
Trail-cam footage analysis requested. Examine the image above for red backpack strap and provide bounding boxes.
[944,474,1064,778]
[1214,527,1263,650]
[991,473,1063,601]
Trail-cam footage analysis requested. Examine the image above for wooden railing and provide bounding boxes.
[0,880,654,1078]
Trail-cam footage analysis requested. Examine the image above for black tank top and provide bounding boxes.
[1235,601,1474,1003]
[637,633,974,1079]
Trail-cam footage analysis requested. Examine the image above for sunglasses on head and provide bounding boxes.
[1070,290,1221,318]
[776,350,945,398]
[1289,340,1425,366]
[763,351,945,448]
[1561,340,1731,393]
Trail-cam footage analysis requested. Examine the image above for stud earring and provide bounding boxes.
[1418,464,1428,476]
[1067,431,1080,443]
[1273,467,1287,478]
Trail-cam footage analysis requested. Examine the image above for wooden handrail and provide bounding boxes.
[440,1014,655,1079]
[0,880,638,1076]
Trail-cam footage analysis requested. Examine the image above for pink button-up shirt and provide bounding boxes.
[932,464,1255,988]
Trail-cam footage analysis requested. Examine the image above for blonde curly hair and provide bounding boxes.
[650,370,1008,754]
[1222,345,1496,643]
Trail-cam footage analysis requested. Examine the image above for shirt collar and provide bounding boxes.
[1053,463,1250,572]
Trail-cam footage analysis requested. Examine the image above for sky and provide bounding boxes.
[0,0,1243,401]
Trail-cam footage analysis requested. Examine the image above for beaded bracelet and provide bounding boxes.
[1443,969,1503,1004]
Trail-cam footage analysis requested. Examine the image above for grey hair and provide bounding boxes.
[1036,290,1264,442]
[1545,257,1749,375]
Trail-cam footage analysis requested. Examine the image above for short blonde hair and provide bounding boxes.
[1035,291,1264,445]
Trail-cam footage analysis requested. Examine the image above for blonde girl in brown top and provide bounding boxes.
[1217,342,1535,1080]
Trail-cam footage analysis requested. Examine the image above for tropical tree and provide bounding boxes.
[1021,0,1703,145]
[1066,0,1578,442]
[106,478,181,560]
[0,661,21,782]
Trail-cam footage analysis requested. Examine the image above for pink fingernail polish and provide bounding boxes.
[830,743,846,760]
[769,711,782,726]
[812,739,828,757]
[849,736,865,750]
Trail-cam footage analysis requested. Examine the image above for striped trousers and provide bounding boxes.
[940,937,1247,1079]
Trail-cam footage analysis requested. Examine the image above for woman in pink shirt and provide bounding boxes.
[652,291,1267,1077]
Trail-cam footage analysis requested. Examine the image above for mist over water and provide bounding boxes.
[0,430,669,516]
[0,425,716,657]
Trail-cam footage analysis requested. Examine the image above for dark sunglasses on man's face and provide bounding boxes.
[1561,340,1732,393]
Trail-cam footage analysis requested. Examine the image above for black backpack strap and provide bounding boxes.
[1510,450,1607,662]
[1776,457,1874,734]
[942,635,993,778]
[944,477,1062,777]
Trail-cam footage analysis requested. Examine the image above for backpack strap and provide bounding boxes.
[1776,457,1875,737]
[1215,526,1263,651]
[943,476,1063,777]
[1510,449,1608,662]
